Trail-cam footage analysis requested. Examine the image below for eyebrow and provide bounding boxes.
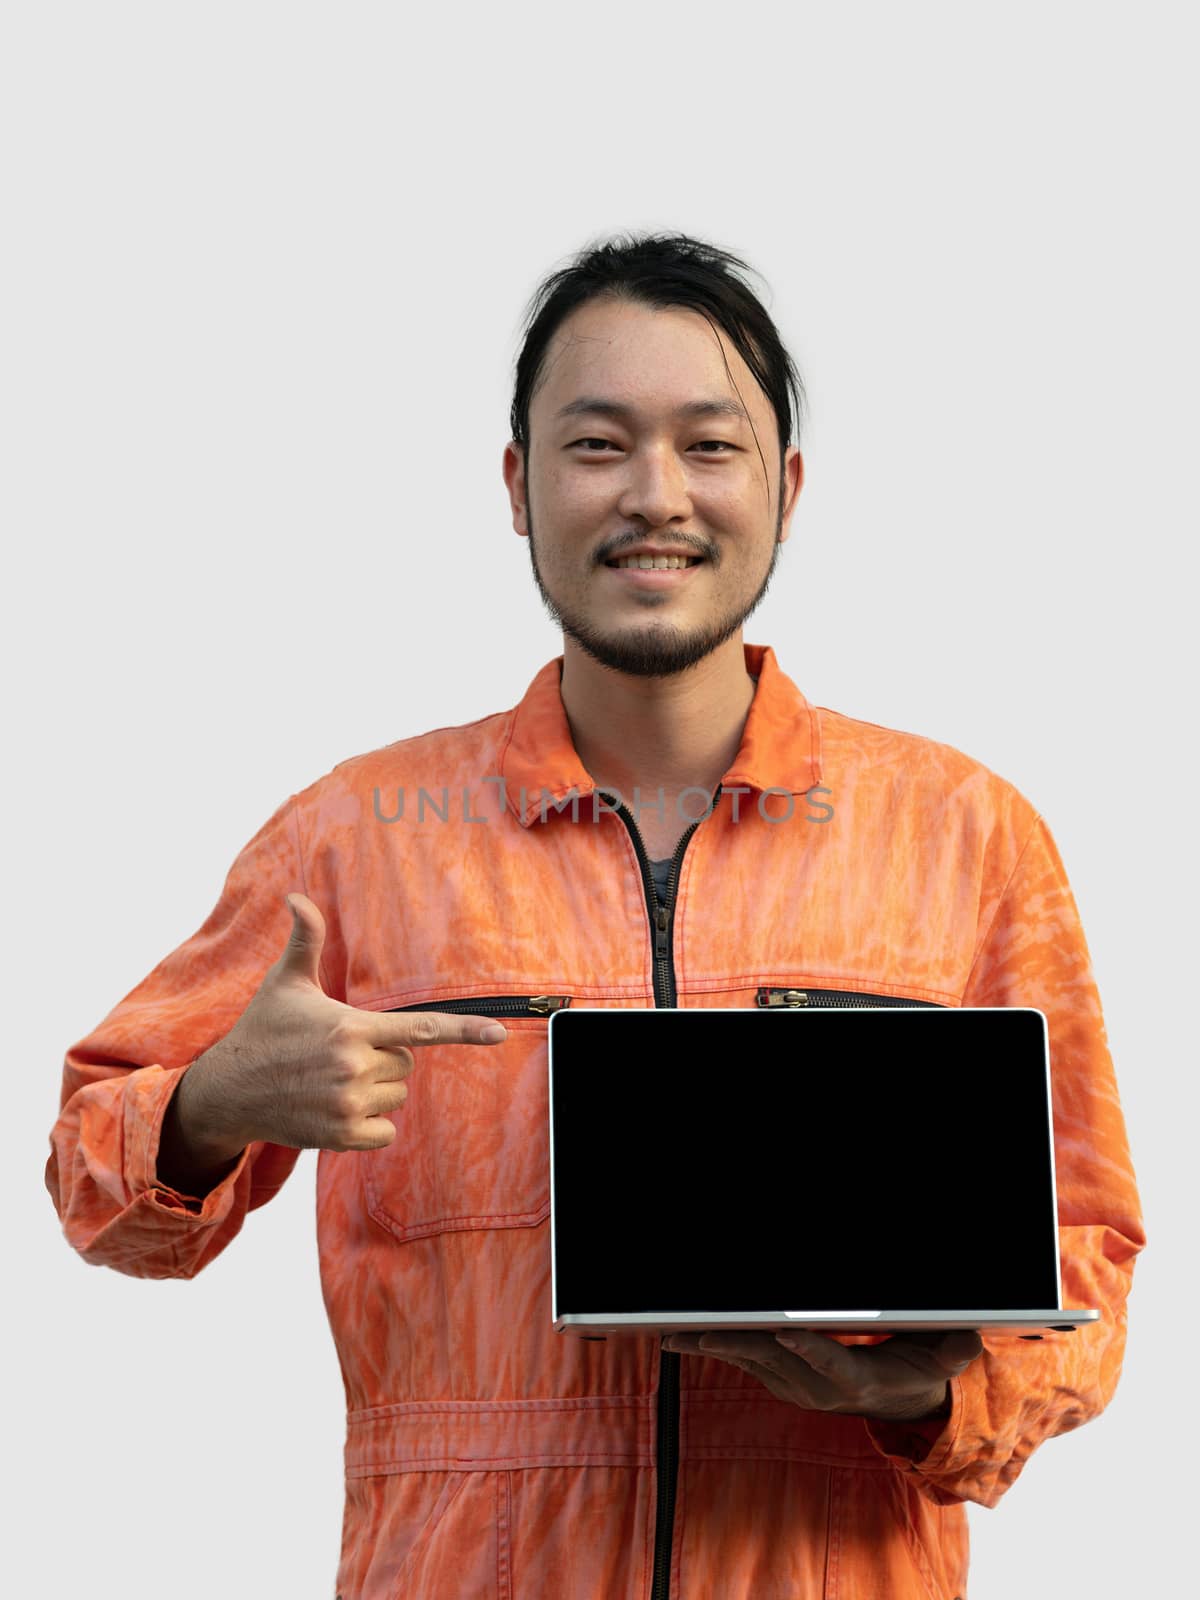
[553,396,751,425]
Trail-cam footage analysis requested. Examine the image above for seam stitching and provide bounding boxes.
[961,812,1043,1000]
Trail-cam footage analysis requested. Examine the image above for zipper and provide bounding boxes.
[756,987,945,1009]
[384,994,571,1017]
[599,783,721,1600]
[599,784,720,1011]
[651,1331,680,1598]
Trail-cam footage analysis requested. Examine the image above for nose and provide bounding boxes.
[616,444,695,530]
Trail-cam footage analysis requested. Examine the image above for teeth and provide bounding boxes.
[613,554,695,570]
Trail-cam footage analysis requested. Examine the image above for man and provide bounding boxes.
[47,232,1145,1599]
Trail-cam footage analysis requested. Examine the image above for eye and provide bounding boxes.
[569,438,735,454]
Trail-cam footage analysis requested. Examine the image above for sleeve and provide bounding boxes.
[44,790,312,1279]
[863,811,1147,1507]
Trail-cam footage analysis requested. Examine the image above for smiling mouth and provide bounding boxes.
[604,555,706,570]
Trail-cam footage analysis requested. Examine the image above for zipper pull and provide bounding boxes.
[654,905,670,960]
[528,995,571,1015]
[757,987,810,1008]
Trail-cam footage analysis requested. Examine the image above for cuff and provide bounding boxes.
[126,1063,254,1220]
[865,1377,963,1468]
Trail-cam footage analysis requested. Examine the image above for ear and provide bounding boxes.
[777,448,804,545]
[502,440,530,538]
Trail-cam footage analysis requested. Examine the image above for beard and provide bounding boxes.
[525,482,786,680]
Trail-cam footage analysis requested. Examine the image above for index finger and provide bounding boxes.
[362,1009,508,1048]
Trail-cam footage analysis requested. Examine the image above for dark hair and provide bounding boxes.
[509,230,807,494]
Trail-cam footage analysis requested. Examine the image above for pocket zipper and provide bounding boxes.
[756,986,945,1009]
[386,991,942,1015]
[385,994,572,1018]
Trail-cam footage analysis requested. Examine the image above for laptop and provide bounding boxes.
[548,1006,1098,1339]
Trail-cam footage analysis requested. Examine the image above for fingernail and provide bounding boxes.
[776,1334,801,1349]
[481,1024,507,1042]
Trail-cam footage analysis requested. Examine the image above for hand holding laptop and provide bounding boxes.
[660,1326,984,1421]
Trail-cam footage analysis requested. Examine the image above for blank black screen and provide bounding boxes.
[549,1008,1060,1313]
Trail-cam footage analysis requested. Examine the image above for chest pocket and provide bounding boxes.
[361,994,571,1244]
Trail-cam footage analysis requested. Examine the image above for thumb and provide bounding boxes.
[942,1330,985,1370]
[277,892,327,989]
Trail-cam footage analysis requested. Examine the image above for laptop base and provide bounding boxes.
[554,1309,1097,1336]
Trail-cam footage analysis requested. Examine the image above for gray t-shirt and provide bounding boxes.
[648,855,675,907]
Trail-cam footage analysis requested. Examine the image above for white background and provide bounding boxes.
[6,3,1194,1595]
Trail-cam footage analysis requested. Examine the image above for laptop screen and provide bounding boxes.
[549,1007,1061,1315]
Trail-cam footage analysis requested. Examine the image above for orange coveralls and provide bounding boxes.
[46,642,1146,1599]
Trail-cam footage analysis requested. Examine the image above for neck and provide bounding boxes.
[559,633,758,804]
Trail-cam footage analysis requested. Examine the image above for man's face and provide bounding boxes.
[502,296,804,678]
